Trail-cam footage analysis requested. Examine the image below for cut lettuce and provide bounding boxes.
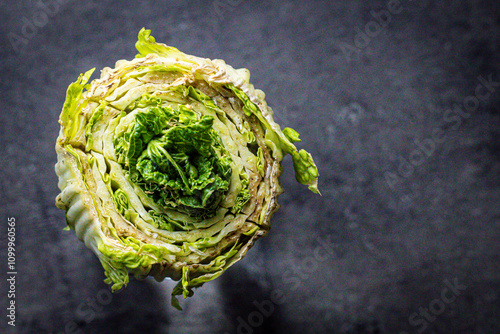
[55,28,319,309]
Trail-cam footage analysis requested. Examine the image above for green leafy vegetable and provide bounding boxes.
[55,28,319,309]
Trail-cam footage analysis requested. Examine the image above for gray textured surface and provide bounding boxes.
[1,0,500,333]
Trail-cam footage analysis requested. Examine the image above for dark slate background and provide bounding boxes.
[1,0,499,333]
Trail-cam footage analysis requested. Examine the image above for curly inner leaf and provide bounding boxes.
[114,95,232,221]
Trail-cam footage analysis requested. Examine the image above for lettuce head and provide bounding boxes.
[55,28,319,309]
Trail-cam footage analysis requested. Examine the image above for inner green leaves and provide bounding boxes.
[114,93,232,222]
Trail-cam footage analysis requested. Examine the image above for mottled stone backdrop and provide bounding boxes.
[1,0,499,333]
